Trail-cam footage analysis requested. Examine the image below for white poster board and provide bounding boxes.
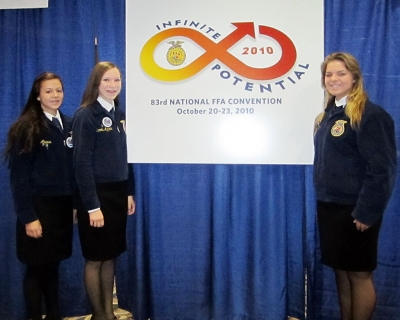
[126,0,324,164]
[0,0,48,9]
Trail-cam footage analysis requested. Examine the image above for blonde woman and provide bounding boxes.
[314,52,397,320]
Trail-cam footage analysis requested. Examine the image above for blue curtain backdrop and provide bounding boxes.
[0,1,399,319]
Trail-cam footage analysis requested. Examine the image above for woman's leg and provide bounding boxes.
[84,259,116,320]
[40,262,61,320]
[348,271,376,320]
[100,259,116,320]
[334,269,376,320]
[84,260,106,320]
[24,265,43,320]
[334,269,352,320]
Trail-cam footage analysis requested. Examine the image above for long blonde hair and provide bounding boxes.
[315,52,368,130]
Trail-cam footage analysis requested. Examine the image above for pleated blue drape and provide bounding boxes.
[0,1,399,320]
[117,164,308,319]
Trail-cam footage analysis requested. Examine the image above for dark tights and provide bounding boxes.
[24,262,60,320]
[84,259,116,320]
[335,270,376,320]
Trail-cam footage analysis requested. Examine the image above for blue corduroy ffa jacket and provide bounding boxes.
[72,101,134,212]
[313,100,397,226]
[9,113,74,224]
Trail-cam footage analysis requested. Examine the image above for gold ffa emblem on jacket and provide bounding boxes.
[331,120,347,137]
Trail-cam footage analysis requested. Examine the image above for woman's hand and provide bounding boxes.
[128,195,135,215]
[25,220,42,238]
[89,209,104,227]
[353,219,370,232]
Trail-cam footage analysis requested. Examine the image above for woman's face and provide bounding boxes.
[38,79,64,116]
[98,67,121,103]
[324,60,355,101]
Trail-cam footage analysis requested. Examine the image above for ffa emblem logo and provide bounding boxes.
[102,117,112,128]
[166,41,186,66]
[331,120,347,137]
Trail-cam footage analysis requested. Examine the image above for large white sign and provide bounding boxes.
[0,0,48,9]
[126,0,324,164]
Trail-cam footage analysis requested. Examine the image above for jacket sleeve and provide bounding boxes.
[9,149,38,224]
[128,163,135,196]
[352,108,397,226]
[72,109,100,211]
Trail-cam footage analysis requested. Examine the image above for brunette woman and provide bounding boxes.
[5,72,74,320]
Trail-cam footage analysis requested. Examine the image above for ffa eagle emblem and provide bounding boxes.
[331,120,347,137]
[166,41,186,66]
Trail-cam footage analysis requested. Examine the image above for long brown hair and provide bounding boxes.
[315,52,368,130]
[4,72,64,160]
[80,61,121,108]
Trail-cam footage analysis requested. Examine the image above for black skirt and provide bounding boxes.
[77,180,128,261]
[16,195,73,265]
[317,201,382,272]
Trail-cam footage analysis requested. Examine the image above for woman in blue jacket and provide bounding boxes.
[314,52,397,320]
[5,72,74,320]
[73,62,135,320]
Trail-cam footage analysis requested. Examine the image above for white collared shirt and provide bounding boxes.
[335,96,348,108]
[43,110,63,128]
[97,96,115,113]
